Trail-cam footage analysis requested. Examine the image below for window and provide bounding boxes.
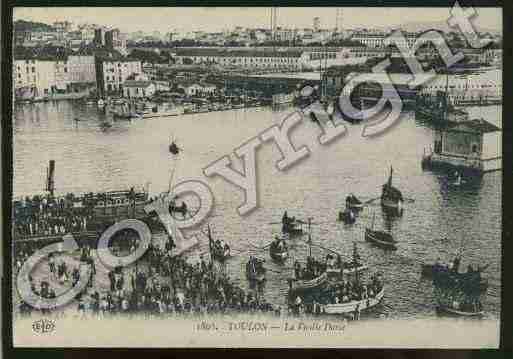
[64,67,67,73]
[31,67,35,73]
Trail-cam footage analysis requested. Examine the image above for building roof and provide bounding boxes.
[178,82,217,89]
[174,48,304,58]
[447,118,501,133]
[123,80,153,88]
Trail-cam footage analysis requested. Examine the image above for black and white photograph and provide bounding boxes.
[7,3,503,348]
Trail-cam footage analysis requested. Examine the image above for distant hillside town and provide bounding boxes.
[12,18,502,103]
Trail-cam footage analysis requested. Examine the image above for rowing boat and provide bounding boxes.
[211,247,231,263]
[342,263,369,275]
[322,287,385,314]
[436,305,484,317]
[289,272,328,292]
[290,264,368,292]
[365,228,397,250]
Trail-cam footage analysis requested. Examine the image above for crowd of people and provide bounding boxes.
[293,254,350,281]
[13,194,95,238]
[16,234,279,318]
[321,274,384,305]
[288,273,384,316]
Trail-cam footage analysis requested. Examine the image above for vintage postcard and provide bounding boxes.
[8,3,502,348]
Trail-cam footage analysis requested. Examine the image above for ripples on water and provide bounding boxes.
[13,99,501,319]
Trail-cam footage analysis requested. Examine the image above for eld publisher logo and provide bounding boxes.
[32,319,55,334]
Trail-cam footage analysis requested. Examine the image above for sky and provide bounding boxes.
[13,7,502,34]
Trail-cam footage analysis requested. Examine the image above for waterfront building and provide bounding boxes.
[180,82,217,97]
[54,59,72,92]
[429,119,501,172]
[172,48,364,71]
[173,48,304,70]
[14,59,55,98]
[302,30,333,45]
[95,55,142,97]
[351,32,388,48]
[383,30,419,49]
[14,54,97,98]
[349,30,419,49]
[122,80,156,98]
[419,71,502,106]
[67,55,96,84]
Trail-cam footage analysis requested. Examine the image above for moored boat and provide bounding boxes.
[289,272,328,292]
[346,194,364,211]
[12,161,152,241]
[246,257,266,284]
[290,263,368,293]
[339,208,356,224]
[269,237,289,262]
[281,211,304,236]
[365,228,397,250]
[436,304,484,317]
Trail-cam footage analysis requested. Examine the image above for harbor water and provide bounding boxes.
[13,96,501,320]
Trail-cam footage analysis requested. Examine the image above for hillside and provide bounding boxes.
[14,19,54,33]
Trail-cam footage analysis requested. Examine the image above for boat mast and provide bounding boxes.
[308,217,312,258]
[208,224,213,264]
[46,160,55,197]
[444,71,449,121]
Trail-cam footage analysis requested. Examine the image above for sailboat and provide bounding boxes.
[365,212,397,250]
[380,166,404,212]
[289,220,368,293]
